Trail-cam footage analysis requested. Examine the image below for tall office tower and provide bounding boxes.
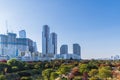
[19,30,26,38]
[42,25,50,56]
[73,43,81,56]
[49,32,57,55]
[60,45,68,54]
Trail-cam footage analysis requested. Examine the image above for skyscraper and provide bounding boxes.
[60,45,68,54]
[42,25,50,56]
[49,32,57,55]
[19,30,26,38]
[73,43,81,56]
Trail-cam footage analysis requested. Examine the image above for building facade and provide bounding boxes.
[49,32,57,57]
[0,30,37,59]
[73,43,81,58]
[60,45,68,54]
[0,35,8,55]
[16,38,34,53]
[33,42,37,52]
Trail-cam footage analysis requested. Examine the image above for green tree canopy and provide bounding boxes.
[79,64,90,74]
[58,65,73,74]
[0,75,6,80]
[88,69,98,77]
[98,67,112,79]
[7,59,26,71]
[42,69,53,80]
[50,72,59,80]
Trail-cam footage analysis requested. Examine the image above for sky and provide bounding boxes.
[0,0,120,59]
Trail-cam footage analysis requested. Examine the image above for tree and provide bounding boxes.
[0,63,9,74]
[0,75,6,80]
[34,64,40,69]
[7,59,25,71]
[50,72,59,80]
[88,60,99,69]
[71,67,80,76]
[98,67,112,79]
[11,66,19,72]
[58,65,72,74]
[89,77,99,80]
[88,69,98,77]
[79,64,90,74]
[21,76,33,80]
[42,69,53,80]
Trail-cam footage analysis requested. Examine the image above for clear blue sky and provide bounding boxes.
[0,0,120,59]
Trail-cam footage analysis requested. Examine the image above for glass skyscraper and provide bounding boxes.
[49,32,57,55]
[73,43,81,57]
[42,25,50,56]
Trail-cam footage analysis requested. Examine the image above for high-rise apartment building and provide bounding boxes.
[73,43,81,56]
[42,25,50,56]
[19,30,26,38]
[60,45,68,54]
[49,32,57,55]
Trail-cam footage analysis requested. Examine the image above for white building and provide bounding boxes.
[0,31,37,60]
[0,33,17,58]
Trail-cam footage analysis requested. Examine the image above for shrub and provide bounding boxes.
[5,73,20,80]
[20,76,33,80]
[0,75,6,80]
[18,71,31,77]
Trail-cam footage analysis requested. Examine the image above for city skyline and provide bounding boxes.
[0,0,120,59]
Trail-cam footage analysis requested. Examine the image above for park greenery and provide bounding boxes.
[0,59,120,80]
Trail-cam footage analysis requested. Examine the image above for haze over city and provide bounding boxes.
[0,0,120,59]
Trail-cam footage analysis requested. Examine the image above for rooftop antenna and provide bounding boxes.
[5,20,8,34]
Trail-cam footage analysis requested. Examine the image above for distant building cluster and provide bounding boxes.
[41,25,81,60]
[0,30,38,61]
[54,44,81,60]
[42,25,57,58]
[0,25,81,61]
